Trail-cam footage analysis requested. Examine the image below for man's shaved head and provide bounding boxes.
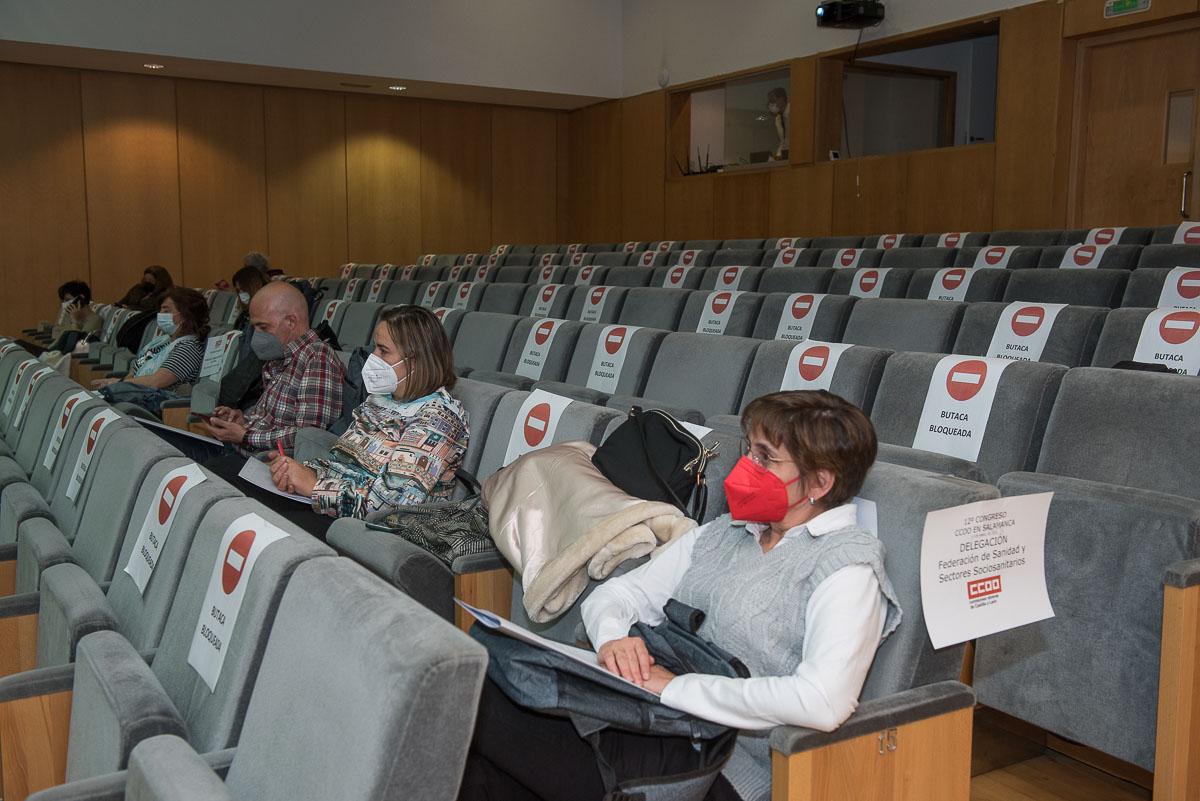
[249,282,310,345]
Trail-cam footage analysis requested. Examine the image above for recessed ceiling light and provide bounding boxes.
[388,85,407,92]
[143,63,165,70]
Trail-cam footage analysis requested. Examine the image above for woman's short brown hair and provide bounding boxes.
[163,287,211,341]
[380,306,456,400]
[741,390,877,508]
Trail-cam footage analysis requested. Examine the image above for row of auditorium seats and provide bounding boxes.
[0,343,486,801]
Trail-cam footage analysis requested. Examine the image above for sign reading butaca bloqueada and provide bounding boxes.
[503,390,574,467]
[912,356,1012,462]
[1132,308,1200,374]
[920,492,1055,649]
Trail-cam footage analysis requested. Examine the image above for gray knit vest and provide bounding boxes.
[673,514,902,801]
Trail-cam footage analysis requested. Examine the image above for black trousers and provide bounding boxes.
[458,678,740,801]
[202,454,335,541]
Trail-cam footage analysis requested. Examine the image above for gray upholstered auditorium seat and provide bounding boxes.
[652,262,707,290]
[699,264,766,291]
[1121,266,1200,308]
[810,235,865,249]
[495,265,533,284]
[11,428,178,596]
[706,340,891,435]
[763,236,811,250]
[5,467,238,671]
[1088,306,1200,370]
[413,265,445,283]
[466,318,585,390]
[870,352,1065,483]
[760,247,823,268]
[534,243,563,255]
[499,254,533,268]
[315,279,345,301]
[751,292,856,342]
[0,373,77,485]
[719,238,766,250]
[25,502,334,786]
[430,254,460,268]
[591,251,633,267]
[350,263,377,280]
[206,292,237,328]
[681,239,722,251]
[444,281,485,312]
[829,267,915,299]
[754,266,835,294]
[584,242,618,253]
[881,247,957,271]
[953,302,1109,367]
[533,325,667,406]
[444,263,478,284]
[565,285,627,323]
[1151,222,1200,244]
[816,247,884,271]
[1136,243,1200,269]
[360,278,392,304]
[529,263,567,285]
[448,378,515,476]
[906,267,1010,302]
[604,265,657,288]
[605,333,760,423]
[841,298,965,353]
[507,244,537,255]
[431,308,466,343]
[709,249,765,267]
[677,291,764,337]
[116,557,486,801]
[919,232,988,248]
[450,312,521,375]
[476,283,527,315]
[862,233,923,248]
[616,288,692,329]
[1002,268,1129,307]
[953,245,1041,270]
[564,263,609,286]
[1037,244,1142,270]
[336,302,384,349]
[986,229,1063,246]
[415,281,451,309]
[383,280,421,306]
[312,297,349,333]
[1058,226,1154,246]
[516,284,574,318]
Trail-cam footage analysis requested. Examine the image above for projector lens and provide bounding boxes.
[816,5,824,15]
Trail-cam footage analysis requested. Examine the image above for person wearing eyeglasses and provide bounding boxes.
[460,390,901,801]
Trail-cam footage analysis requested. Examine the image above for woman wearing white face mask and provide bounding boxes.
[93,287,210,416]
[268,305,469,521]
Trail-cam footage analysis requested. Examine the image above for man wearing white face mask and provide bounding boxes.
[205,281,343,451]
[93,287,209,416]
[268,305,469,521]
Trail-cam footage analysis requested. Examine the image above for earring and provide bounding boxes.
[808,497,815,506]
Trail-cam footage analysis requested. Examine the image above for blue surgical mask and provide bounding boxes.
[238,291,251,305]
[156,312,178,336]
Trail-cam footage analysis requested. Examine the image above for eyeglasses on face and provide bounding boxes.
[740,438,790,468]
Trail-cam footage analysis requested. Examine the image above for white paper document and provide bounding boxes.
[920,492,1055,649]
[455,600,660,696]
[237,457,313,504]
[134,416,224,446]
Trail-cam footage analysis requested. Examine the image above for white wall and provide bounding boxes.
[0,0,624,99]
[621,0,1031,97]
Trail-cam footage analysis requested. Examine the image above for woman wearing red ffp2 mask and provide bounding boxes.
[459,391,902,801]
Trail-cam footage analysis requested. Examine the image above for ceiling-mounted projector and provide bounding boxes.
[815,0,885,28]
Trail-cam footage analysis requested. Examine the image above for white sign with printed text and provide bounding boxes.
[1132,308,1200,374]
[187,513,289,691]
[514,319,565,380]
[774,247,804,268]
[503,390,574,466]
[928,268,976,302]
[974,246,1015,269]
[912,356,1012,462]
[580,287,614,323]
[530,285,563,318]
[1060,244,1109,269]
[695,291,742,335]
[1085,227,1126,246]
[1157,267,1200,310]
[65,408,121,502]
[124,463,208,594]
[43,390,93,470]
[587,325,641,393]
[920,492,1054,649]
[850,268,889,298]
[985,303,1067,363]
[779,341,854,391]
[774,293,826,341]
[13,367,55,429]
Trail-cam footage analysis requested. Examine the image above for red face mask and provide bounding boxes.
[723,456,803,523]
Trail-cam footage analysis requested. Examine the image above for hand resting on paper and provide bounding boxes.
[597,636,675,692]
[268,452,318,498]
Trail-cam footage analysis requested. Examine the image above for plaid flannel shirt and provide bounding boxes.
[244,329,344,451]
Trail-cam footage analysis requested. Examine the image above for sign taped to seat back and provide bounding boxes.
[985,303,1067,362]
[187,513,289,691]
[920,492,1054,648]
[779,342,854,391]
[503,390,574,466]
[1157,267,1200,310]
[1132,308,1200,374]
[774,294,826,341]
[124,463,208,594]
[911,356,1012,462]
[587,326,642,394]
[928,268,976,302]
[514,319,565,379]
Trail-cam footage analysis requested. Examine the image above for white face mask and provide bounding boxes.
[361,353,408,395]
[61,296,76,310]
[156,312,178,336]
[238,291,251,304]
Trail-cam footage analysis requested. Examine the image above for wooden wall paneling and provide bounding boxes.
[491,105,559,248]
[80,71,182,303]
[345,94,421,264]
[789,57,818,165]
[664,175,714,239]
[905,144,996,234]
[1064,0,1198,37]
[814,57,846,163]
[668,92,692,179]
[768,163,835,236]
[620,91,666,241]
[556,114,571,242]
[567,100,622,243]
[0,63,89,332]
[176,80,268,289]
[831,155,909,235]
[994,1,1069,230]
[420,100,493,254]
[712,171,770,239]
[263,88,348,276]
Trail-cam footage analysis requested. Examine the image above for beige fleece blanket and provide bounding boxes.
[483,440,696,623]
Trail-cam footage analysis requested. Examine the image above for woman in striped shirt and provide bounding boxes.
[94,287,209,415]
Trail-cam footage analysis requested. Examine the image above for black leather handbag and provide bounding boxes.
[591,406,715,522]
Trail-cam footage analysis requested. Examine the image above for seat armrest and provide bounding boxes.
[328,520,456,621]
[0,663,76,702]
[0,590,41,617]
[158,398,191,410]
[1167,558,1200,589]
[126,735,233,801]
[451,550,509,574]
[769,681,975,755]
[26,771,129,801]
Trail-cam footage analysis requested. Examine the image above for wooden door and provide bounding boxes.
[1073,23,1200,226]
